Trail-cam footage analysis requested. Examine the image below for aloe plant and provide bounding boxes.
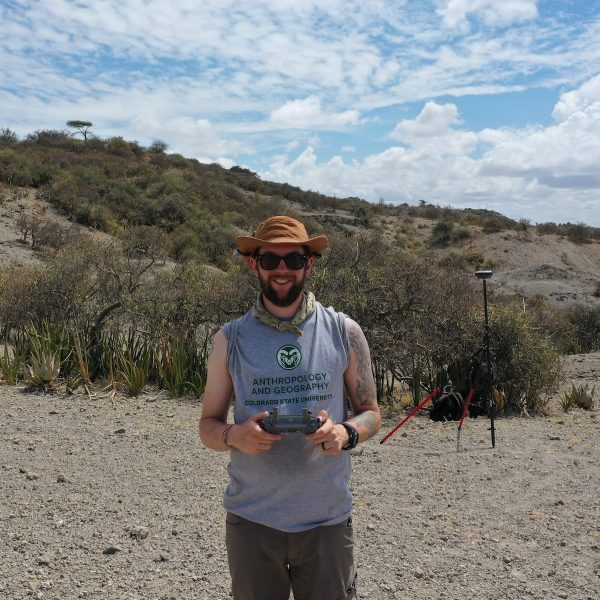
[117,355,150,396]
[26,323,67,390]
[561,383,596,411]
[0,344,23,385]
[71,328,92,390]
[115,331,153,396]
[40,321,71,369]
[122,328,153,366]
[157,338,188,396]
[13,328,32,362]
[187,333,210,396]
[559,390,576,413]
[28,349,61,389]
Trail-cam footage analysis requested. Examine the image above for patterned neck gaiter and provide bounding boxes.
[252,292,316,337]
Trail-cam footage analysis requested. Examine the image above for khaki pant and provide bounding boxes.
[225,513,358,600]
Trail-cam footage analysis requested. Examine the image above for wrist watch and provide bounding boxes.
[341,423,359,450]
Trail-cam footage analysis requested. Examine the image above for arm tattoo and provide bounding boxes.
[345,322,381,442]
[348,326,377,406]
[352,411,379,437]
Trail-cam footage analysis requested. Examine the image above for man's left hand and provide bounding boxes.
[305,410,349,455]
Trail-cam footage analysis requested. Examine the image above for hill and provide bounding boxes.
[0,130,600,306]
[1,126,599,308]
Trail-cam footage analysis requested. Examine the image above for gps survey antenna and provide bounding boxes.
[475,270,496,448]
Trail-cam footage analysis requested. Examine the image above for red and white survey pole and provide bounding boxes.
[380,387,441,444]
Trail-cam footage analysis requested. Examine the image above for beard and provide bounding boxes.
[258,272,306,307]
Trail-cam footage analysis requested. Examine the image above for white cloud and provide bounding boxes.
[552,73,600,122]
[390,101,478,155]
[479,76,600,185]
[131,115,252,159]
[2,0,599,132]
[263,144,480,207]
[1,1,390,97]
[264,139,600,225]
[391,101,460,139]
[437,0,538,28]
[4,0,596,119]
[269,96,362,129]
[263,75,600,226]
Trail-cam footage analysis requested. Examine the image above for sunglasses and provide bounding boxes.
[255,252,309,270]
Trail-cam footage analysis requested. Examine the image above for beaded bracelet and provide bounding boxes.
[221,424,234,449]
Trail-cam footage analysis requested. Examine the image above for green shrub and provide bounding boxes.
[0,128,18,147]
[25,322,70,390]
[559,390,576,412]
[438,251,469,271]
[466,253,485,268]
[106,136,135,157]
[26,130,79,150]
[0,149,34,186]
[117,356,150,396]
[537,222,560,235]
[561,383,595,412]
[564,305,600,352]
[113,330,154,395]
[430,220,454,245]
[28,349,61,390]
[393,233,407,249]
[85,137,107,153]
[157,334,210,396]
[565,223,590,244]
[451,226,472,242]
[157,338,188,396]
[71,328,92,389]
[490,304,561,415]
[482,216,507,233]
[149,140,168,154]
[422,204,442,220]
[523,295,576,353]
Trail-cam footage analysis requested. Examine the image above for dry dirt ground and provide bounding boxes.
[0,188,42,267]
[462,230,600,307]
[1,354,599,600]
[0,187,113,268]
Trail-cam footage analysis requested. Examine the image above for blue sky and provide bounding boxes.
[2,0,600,225]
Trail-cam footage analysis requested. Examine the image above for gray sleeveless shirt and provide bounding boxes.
[222,300,351,532]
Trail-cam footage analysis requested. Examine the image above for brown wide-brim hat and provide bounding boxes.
[236,215,328,266]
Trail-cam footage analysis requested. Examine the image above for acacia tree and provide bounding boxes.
[149,139,168,153]
[66,120,93,141]
[0,128,18,146]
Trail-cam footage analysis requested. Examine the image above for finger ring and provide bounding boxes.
[321,442,326,450]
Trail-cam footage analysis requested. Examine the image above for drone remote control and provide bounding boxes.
[259,408,321,434]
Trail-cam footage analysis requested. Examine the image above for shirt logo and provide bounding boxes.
[277,345,302,370]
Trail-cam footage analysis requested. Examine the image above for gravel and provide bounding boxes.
[1,353,599,599]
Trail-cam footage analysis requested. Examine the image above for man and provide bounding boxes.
[199,215,381,600]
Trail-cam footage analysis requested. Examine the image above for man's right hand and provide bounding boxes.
[227,412,282,455]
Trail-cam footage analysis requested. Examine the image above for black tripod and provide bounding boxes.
[475,270,496,448]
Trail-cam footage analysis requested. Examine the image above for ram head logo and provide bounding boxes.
[277,345,302,370]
